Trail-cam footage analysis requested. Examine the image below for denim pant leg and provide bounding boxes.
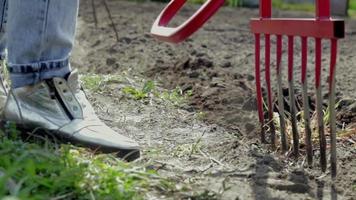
[0,0,7,60]
[7,0,79,88]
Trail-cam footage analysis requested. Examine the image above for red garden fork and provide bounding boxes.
[151,0,225,43]
[151,0,345,178]
[251,0,344,178]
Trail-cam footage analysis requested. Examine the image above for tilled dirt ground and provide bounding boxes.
[73,0,355,199]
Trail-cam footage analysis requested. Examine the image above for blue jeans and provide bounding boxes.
[0,0,79,88]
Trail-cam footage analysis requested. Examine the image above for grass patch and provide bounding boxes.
[272,0,314,12]
[350,0,356,10]
[349,0,356,16]
[0,125,175,200]
[81,74,192,106]
[120,79,192,106]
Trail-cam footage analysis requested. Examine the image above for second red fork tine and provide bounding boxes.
[301,37,313,166]
[276,35,288,152]
[265,34,276,147]
[329,39,338,178]
[315,38,327,172]
[288,36,300,157]
[255,33,267,143]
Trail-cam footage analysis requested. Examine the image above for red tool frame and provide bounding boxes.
[151,0,345,178]
[150,0,225,43]
[251,0,344,178]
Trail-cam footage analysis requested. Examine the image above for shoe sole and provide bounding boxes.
[0,120,140,162]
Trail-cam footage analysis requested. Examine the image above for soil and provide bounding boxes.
[72,0,355,199]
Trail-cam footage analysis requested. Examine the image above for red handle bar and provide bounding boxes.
[151,0,225,43]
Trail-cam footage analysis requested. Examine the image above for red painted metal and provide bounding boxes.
[265,35,271,108]
[151,0,225,43]
[301,36,313,166]
[265,34,275,147]
[329,40,338,92]
[315,37,327,172]
[254,33,266,143]
[301,37,308,84]
[276,35,288,151]
[316,0,330,19]
[315,39,322,88]
[152,0,345,177]
[276,35,282,74]
[329,38,338,178]
[250,19,344,39]
[252,0,344,174]
[288,36,294,82]
[260,0,271,18]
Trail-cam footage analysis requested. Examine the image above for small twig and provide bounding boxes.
[201,163,214,173]
[102,0,120,42]
[154,160,185,171]
[199,149,225,167]
[91,0,98,28]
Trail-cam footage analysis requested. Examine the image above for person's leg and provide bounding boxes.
[0,0,7,60]
[0,0,8,111]
[6,0,78,88]
[3,0,140,160]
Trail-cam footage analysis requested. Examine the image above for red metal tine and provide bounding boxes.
[265,34,276,147]
[315,37,327,172]
[276,35,288,152]
[315,0,330,173]
[150,0,225,43]
[329,39,338,178]
[255,33,266,143]
[288,35,300,158]
[301,36,313,166]
[254,0,272,143]
[250,0,345,177]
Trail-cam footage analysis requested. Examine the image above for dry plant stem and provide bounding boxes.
[288,36,299,158]
[329,39,338,179]
[301,37,313,166]
[276,35,288,152]
[315,38,327,172]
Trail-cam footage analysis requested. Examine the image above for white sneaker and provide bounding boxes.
[3,70,140,161]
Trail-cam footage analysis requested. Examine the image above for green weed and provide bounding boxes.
[122,80,155,100]
[196,111,207,121]
[160,87,191,106]
[122,79,192,106]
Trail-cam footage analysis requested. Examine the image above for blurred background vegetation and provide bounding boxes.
[350,0,356,15]
[131,0,356,16]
